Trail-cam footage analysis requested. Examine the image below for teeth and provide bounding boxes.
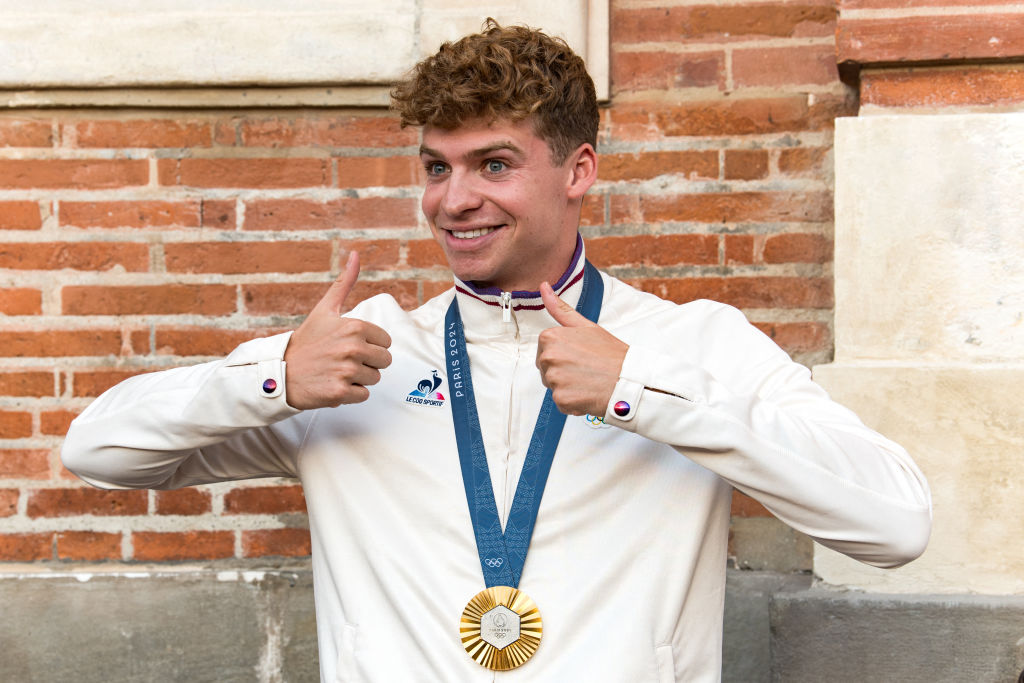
[450,226,498,239]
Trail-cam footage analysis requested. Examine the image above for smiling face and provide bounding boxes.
[419,117,596,292]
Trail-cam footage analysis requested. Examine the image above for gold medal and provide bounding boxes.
[460,586,542,670]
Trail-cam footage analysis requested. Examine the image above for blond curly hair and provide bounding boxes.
[391,19,598,165]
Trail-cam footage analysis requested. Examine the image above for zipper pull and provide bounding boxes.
[500,291,512,323]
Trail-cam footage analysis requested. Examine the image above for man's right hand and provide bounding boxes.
[283,251,393,410]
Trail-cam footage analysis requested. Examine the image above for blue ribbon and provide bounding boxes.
[445,261,604,588]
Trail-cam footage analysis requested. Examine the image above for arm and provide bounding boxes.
[62,334,308,489]
[63,251,393,490]
[537,287,931,568]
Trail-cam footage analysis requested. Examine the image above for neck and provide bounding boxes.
[462,234,583,299]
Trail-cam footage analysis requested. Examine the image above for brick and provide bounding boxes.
[40,409,78,436]
[406,239,448,268]
[630,192,833,224]
[580,194,605,227]
[243,280,418,315]
[336,156,421,188]
[612,51,725,93]
[159,158,329,188]
[0,489,17,517]
[725,235,756,265]
[422,280,453,302]
[164,241,331,274]
[753,321,830,353]
[238,115,417,148]
[724,150,770,181]
[243,197,418,231]
[614,4,835,44]
[609,195,642,224]
[610,96,856,141]
[224,485,306,515]
[0,449,51,479]
[70,119,212,148]
[132,530,235,562]
[27,488,147,517]
[634,276,833,309]
[0,201,43,229]
[600,150,718,182]
[586,234,719,268]
[0,242,149,271]
[242,528,311,558]
[0,533,52,561]
[731,490,771,517]
[60,200,202,229]
[861,66,1024,108]
[0,371,55,397]
[214,119,238,146]
[201,199,237,229]
[837,14,1024,64]
[56,531,122,561]
[0,289,42,315]
[340,239,402,270]
[155,327,276,356]
[778,148,829,177]
[155,488,212,516]
[732,44,840,87]
[62,284,236,316]
[72,369,151,397]
[0,330,123,357]
[0,159,148,189]
[0,119,53,147]
[763,233,832,263]
[0,411,32,439]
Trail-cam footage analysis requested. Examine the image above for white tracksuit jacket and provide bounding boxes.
[62,246,932,682]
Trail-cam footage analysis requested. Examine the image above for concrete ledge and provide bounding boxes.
[772,590,1024,683]
[3,568,1021,681]
[0,568,318,683]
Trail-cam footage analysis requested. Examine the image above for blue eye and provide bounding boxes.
[486,160,506,173]
[426,162,447,176]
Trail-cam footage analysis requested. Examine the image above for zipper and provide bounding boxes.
[500,291,512,323]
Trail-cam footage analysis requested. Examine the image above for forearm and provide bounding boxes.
[603,343,931,568]
[62,333,305,489]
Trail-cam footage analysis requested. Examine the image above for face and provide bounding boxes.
[419,117,595,292]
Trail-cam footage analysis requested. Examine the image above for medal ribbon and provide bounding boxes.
[445,261,603,588]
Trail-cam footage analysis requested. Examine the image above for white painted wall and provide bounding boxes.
[813,113,1024,594]
[0,0,608,104]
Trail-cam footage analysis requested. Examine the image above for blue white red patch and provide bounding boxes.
[405,369,446,407]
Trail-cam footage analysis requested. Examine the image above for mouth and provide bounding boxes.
[446,225,503,240]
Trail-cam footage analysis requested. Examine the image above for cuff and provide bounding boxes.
[603,377,644,429]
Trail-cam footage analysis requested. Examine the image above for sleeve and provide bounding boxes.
[602,304,932,569]
[61,332,313,490]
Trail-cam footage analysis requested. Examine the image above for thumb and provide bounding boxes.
[314,250,360,316]
[540,281,593,328]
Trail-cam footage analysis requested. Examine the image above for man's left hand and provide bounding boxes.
[536,282,629,416]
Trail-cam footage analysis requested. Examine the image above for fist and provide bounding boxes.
[535,282,627,416]
[283,251,393,410]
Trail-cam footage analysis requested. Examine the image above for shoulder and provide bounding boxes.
[344,287,453,336]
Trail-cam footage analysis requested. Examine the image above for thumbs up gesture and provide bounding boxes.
[283,251,393,410]
[536,282,628,416]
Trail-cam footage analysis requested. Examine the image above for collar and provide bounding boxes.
[453,234,586,341]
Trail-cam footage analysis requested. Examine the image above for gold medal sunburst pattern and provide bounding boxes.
[460,586,542,670]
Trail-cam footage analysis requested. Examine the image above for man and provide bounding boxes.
[62,21,931,682]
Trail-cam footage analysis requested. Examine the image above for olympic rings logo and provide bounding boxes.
[484,558,504,568]
[586,414,604,426]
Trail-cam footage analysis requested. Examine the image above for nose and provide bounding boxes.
[440,169,483,216]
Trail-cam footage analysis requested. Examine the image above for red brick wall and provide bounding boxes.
[837,0,1024,112]
[0,1,849,564]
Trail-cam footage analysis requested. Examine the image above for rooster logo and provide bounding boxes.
[406,370,445,406]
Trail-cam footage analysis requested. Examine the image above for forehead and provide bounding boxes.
[420,117,552,161]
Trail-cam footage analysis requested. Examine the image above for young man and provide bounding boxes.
[63,21,931,682]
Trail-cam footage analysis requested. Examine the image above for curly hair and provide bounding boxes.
[391,19,598,165]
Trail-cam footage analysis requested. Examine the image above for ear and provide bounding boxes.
[565,143,598,200]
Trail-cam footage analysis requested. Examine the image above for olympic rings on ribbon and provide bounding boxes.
[484,558,504,568]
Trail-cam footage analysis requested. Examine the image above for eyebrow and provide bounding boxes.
[419,140,525,160]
